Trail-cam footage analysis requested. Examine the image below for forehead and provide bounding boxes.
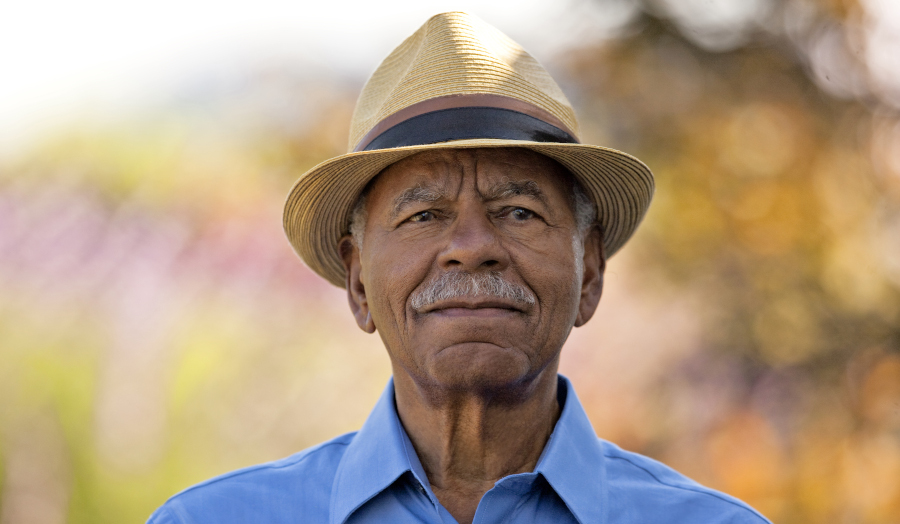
[366,147,574,201]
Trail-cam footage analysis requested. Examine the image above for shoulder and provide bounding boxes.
[600,440,771,524]
[147,432,356,524]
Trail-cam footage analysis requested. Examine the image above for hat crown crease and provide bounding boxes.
[348,11,579,152]
[283,11,655,288]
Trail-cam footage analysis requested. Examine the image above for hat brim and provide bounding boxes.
[283,138,654,288]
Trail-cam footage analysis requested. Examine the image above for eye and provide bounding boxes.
[507,207,536,221]
[407,210,436,223]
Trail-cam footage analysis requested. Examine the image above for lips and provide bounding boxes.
[417,298,526,315]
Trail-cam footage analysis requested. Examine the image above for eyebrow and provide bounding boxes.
[390,185,444,220]
[483,180,548,207]
[389,179,550,220]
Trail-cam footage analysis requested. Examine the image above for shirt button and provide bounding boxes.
[418,484,427,495]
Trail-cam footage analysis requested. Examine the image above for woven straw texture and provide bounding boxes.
[349,12,578,151]
[283,12,655,288]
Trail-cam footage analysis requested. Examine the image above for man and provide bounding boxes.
[149,12,770,524]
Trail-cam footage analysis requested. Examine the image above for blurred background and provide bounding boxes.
[1,0,898,522]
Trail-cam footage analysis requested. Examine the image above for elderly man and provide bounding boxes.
[149,12,770,524]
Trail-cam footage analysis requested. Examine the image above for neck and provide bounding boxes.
[392,367,561,524]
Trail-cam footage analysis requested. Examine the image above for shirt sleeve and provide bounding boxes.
[727,508,773,524]
[146,505,180,524]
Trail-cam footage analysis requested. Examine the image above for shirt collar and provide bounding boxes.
[535,375,608,524]
[330,378,413,524]
[330,375,607,524]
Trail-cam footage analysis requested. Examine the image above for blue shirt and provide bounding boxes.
[148,376,770,523]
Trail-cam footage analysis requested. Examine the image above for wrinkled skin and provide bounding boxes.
[341,147,605,397]
[339,147,605,524]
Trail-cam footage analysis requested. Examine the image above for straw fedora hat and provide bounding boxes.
[283,11,654,287]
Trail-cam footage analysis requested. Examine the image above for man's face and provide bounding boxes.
[341,148,604,393]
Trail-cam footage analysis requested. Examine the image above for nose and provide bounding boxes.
[437,204,509,271]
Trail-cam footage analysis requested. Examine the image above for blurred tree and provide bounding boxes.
[559,0,900,521]
[1,2,898,523]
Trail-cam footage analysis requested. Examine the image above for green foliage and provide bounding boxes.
[1,3,898,523]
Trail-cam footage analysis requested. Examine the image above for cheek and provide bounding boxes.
[516,237,582,312]
[363,236,435,320]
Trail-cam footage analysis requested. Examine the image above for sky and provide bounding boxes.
[0,0,637,157]
[2,0,898,159]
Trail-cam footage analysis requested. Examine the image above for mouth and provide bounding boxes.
[417,299,526,317]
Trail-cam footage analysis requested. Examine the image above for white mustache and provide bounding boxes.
[410,271,535,311]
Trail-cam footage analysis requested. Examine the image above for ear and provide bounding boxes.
[574,226,605,327]
[339,235,376,333]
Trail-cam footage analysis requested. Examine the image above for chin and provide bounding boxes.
[422,342,541,395]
